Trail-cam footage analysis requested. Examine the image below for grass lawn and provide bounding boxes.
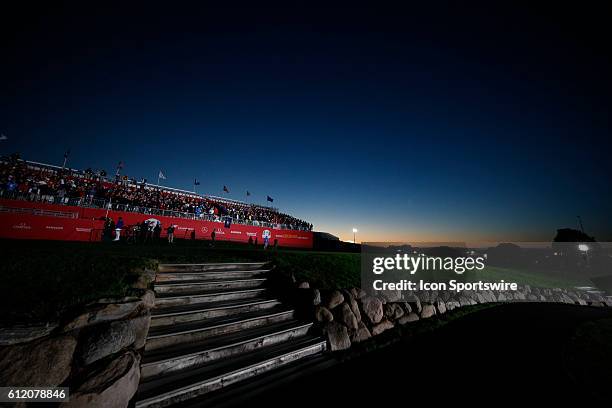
[270,250,360,289]
[1,239,595,325]
[0,239,360,325]
[1,241,156,325]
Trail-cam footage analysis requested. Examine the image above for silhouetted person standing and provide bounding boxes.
[146,221,154,243]
[114,217,124,241]
[139,220,148,243]
[167,225,175,244]
[154,222,162,241]
[103,217,114,241]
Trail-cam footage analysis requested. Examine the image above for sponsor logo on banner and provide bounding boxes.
[0,200,312,248]
[145,218,161,226]
[276,234,308,240]
[13,222,31,230]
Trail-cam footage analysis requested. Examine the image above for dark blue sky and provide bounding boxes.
[1,2,611,241]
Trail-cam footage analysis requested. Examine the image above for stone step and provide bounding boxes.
[173,353,334,408]
[151,298,282,327]
[155,269,271,283]
[134,337,327,408]
[141,321,314,379]
[154,278,267,295]
[154,288,267,308]
[145,308,295,351]
[158,262,268,273]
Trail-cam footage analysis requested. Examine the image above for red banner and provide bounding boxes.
[0,199,313,248]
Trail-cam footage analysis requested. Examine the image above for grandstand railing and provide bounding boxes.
[0,204,79,219]
[1,157,305,224]
[0,191,311,231]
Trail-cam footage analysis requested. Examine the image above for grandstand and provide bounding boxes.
[0,154,312,230]
[0,154,314,247]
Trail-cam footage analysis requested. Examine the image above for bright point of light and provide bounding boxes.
[352,228,358,233]
[578,244,590,252]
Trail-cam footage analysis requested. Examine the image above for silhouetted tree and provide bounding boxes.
[553,228,596,242]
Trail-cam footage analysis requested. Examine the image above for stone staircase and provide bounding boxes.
[133,262,327,408]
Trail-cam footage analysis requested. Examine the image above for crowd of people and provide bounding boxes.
[0,154,313,231]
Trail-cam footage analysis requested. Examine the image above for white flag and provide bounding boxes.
[158,170,166,180]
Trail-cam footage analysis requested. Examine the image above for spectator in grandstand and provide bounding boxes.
[0,155,314,231]
[6,177,17,193]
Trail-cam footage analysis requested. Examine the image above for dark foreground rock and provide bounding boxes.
[63,351,140,408]
[324,322,351,351]
[0,334,77,387]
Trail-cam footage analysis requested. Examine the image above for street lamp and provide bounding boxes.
[352,228,358,243]
[578,243,590,264]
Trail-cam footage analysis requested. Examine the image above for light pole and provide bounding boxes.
[578,243,590,263]
[352,228,358,244]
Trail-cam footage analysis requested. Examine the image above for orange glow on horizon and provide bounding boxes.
[333,230,543,244]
